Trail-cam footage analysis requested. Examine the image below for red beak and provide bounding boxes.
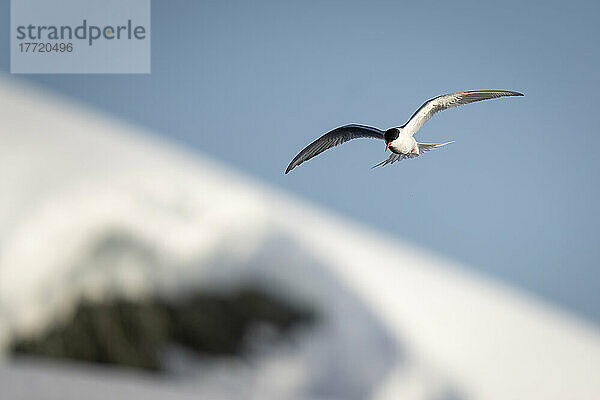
[385,142,391,151]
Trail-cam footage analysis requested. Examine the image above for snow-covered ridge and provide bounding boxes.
[1,76,599,400]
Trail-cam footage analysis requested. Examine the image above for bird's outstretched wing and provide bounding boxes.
[402,90,523,137]
[285,124,384,174]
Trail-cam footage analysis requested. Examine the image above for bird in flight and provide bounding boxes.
[285,90,523,174]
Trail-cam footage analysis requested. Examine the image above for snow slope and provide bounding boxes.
[0,76,599,400]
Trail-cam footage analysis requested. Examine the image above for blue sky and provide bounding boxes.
[2,0,600,323]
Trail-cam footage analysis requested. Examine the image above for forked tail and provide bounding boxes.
[417,141,455,153]
[372,141,454,169]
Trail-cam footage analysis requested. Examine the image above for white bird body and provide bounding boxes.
[389,129,419,155]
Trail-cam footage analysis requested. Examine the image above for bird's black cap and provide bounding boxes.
[384,128,399,143]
